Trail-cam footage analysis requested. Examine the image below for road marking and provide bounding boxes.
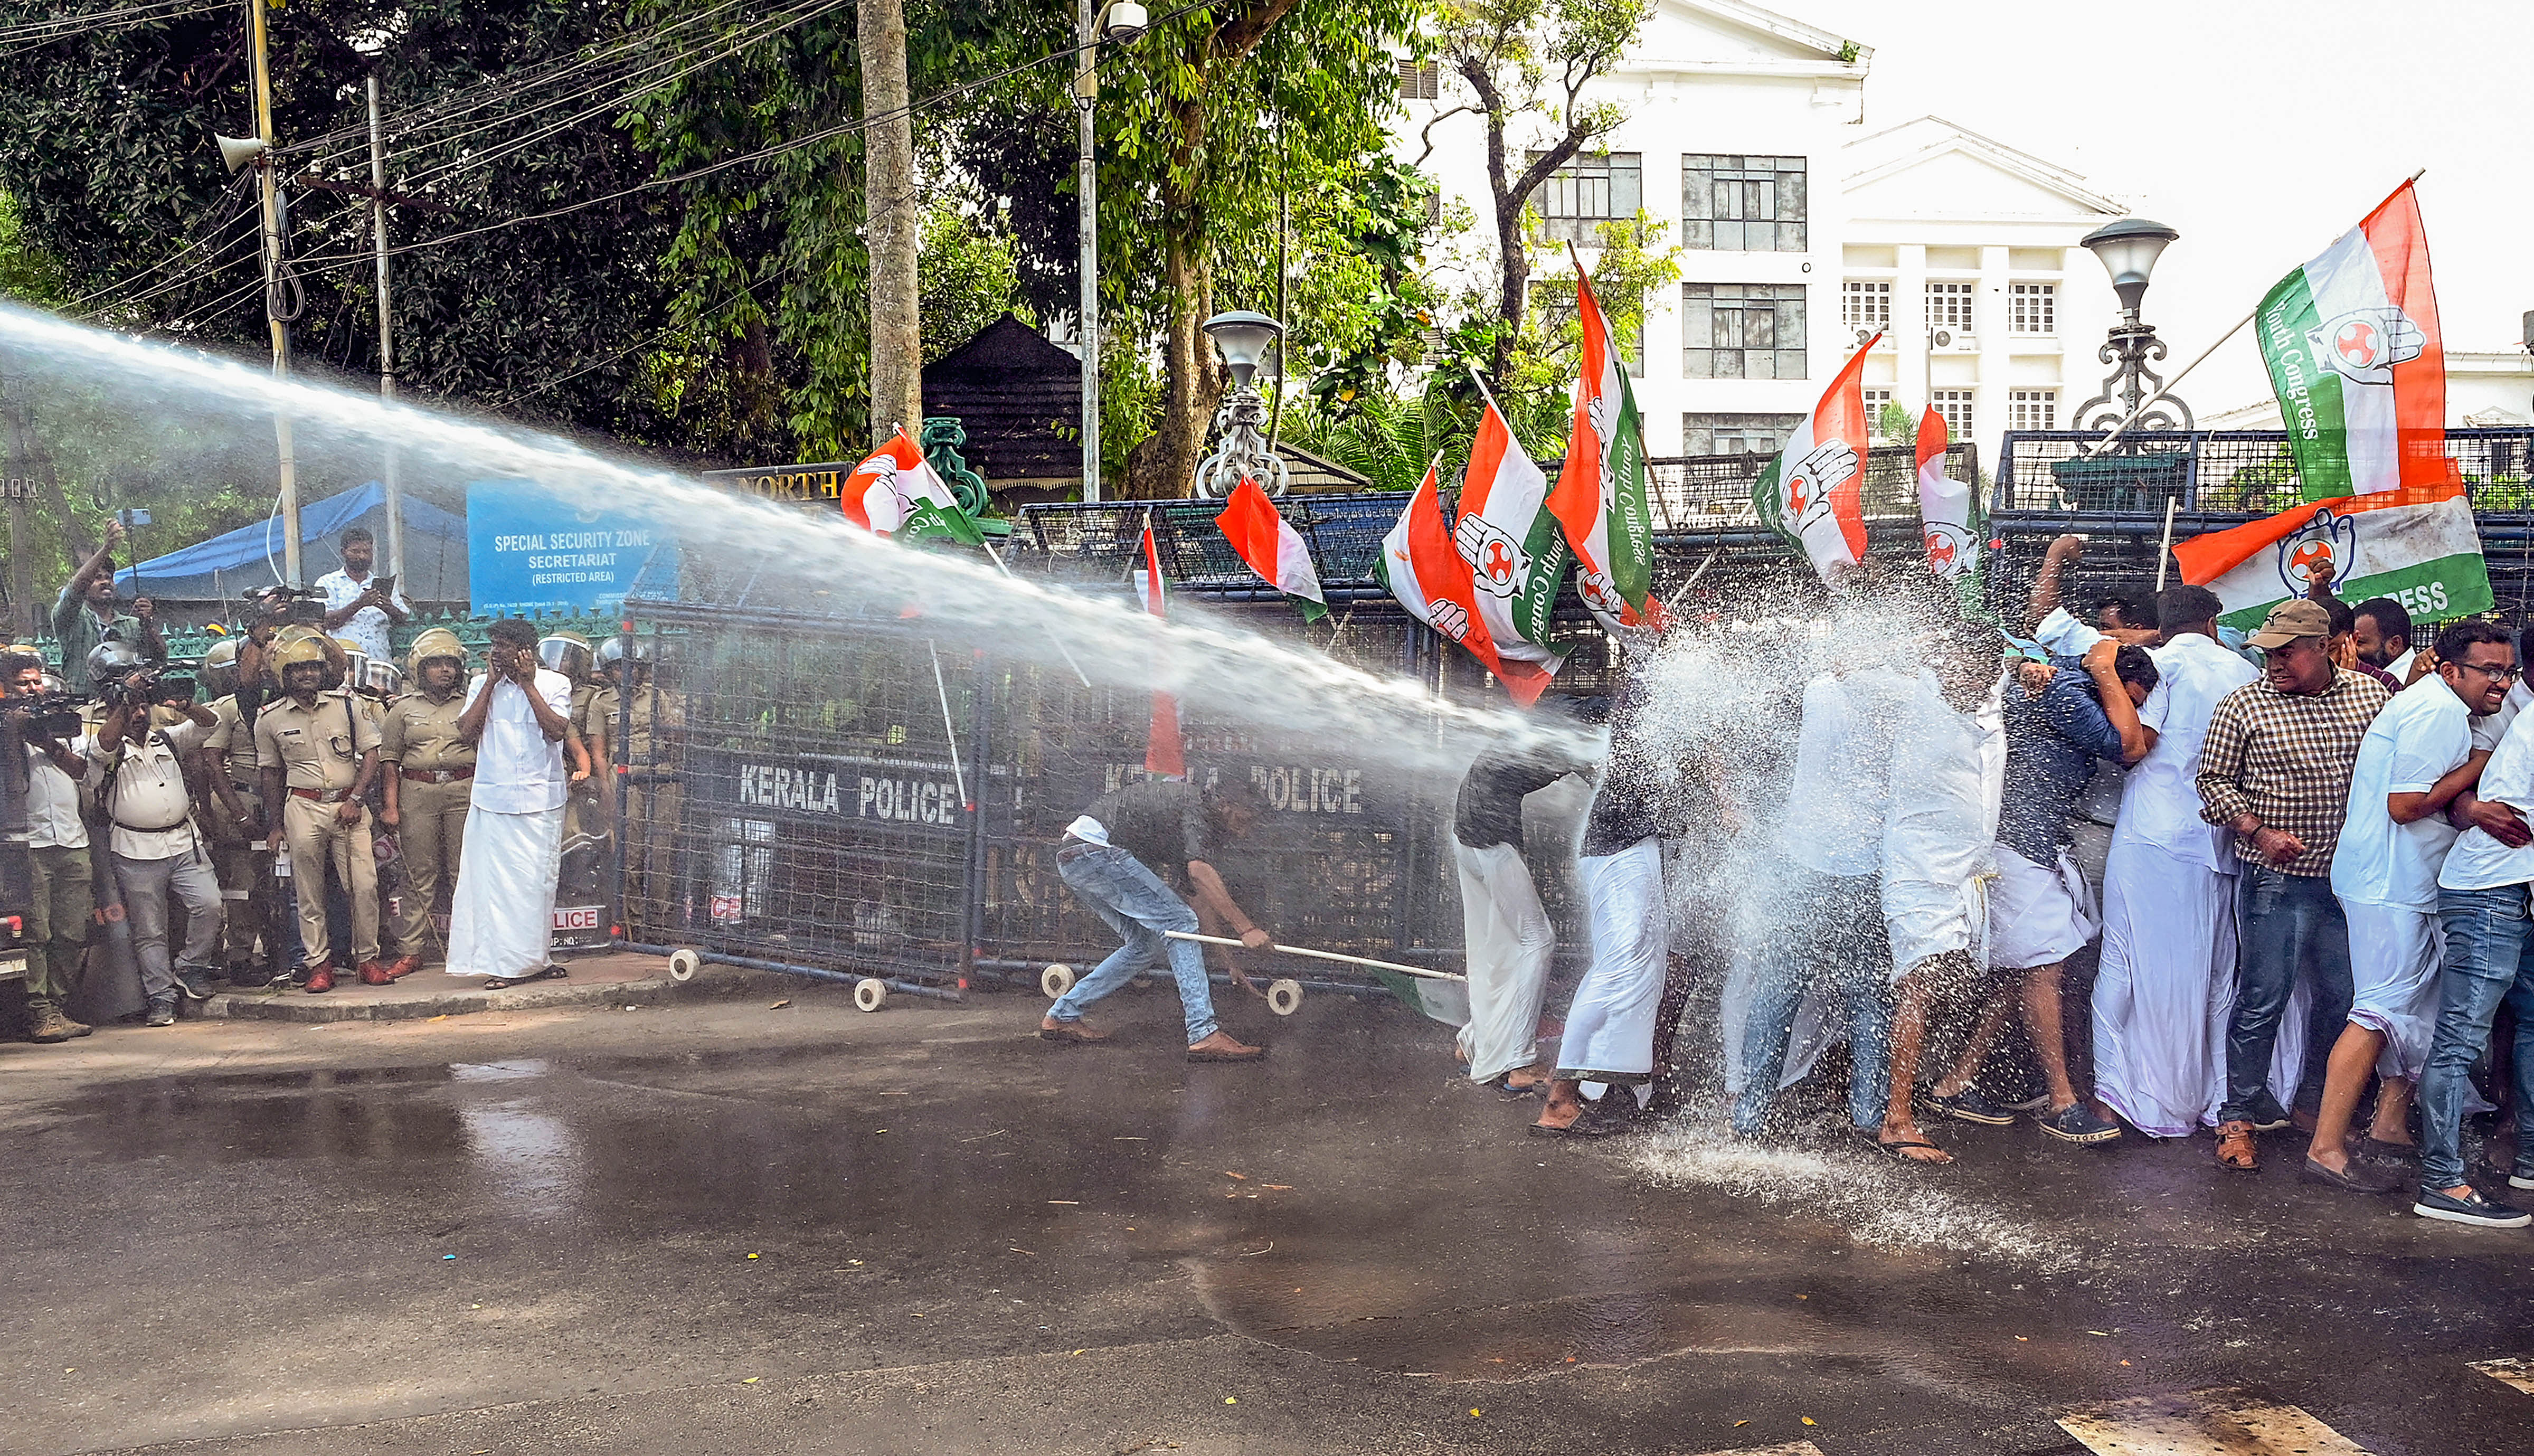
[1690,1445,1824,1456]
[2471,1357,2534,1395]
[2057,1387,2372,1454]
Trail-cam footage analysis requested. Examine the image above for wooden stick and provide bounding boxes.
[2155,495,2178,592]
[1165,930,1467,982]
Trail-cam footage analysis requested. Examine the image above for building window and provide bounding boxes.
[1933,389,1975,441]
[1396,59,1440,100]
[2009,282,2056,334]
[1842,280,1889,331]
[2009,389,2058,431]
[1529,150,1640,243]
[1926,281,1975,333]
[1681,283,1806,380]
[1681,155,1807,252]
[1682,412,1807,458]
[1529,278,1642,375]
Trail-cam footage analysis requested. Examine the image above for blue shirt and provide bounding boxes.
[1997,655,2127,865]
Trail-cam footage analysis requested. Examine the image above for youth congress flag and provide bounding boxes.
[1214,477,1327,622]
[1756,333,1879,581]
[1916,405,1978,583]
[1457,399,1572,669]
[2256,179,2445,499]
[844,427,976,538]
[2171,483,2491,632]
[1376,464,1558,706]
[1136,519,1186,779]
[1546,249,1661,627]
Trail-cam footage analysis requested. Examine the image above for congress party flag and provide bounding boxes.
[844,427,972,537]
[2256,179,2445,500]
[1214,477,1327,622]
[1755,333,1879,581]
[1455,397,1572,670]
[1376,464,1558,706]
[2170,482,2491,632]
[1136,517,1186,779]
[1546,247,1659,626]
[1916,405,1978,583]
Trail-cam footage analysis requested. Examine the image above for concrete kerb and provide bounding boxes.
[194,960,802,1024]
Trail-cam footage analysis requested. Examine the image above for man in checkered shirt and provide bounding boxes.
[2195,598,2391,1173]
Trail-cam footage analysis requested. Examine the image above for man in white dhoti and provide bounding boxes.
[446,619,583,988]
[2303,621,2512,1195]
[2090,587,2259,1140]
[1451,739,1592,1094]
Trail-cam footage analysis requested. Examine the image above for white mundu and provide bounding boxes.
[446,668,574,979]
[2333,672,2471,1079]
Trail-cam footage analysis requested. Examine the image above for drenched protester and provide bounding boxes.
[316,526,410,665]
[2090,585,2259,1138]
[88,641,223,1025]
[2350,597,2419,684]
[1449,731,1594,1095]
[445,618,582,989]
[379,629,476,976]
[256,635,389,993]
[50,519,164,694]
[3,649,97,1043]
[2024,533,2160,653]
[2196,599,2391,1173]
[1925,638,2157,1146]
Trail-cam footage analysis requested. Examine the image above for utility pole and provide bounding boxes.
[249,0,300,587]
[1074,0,1101,503]
[0,370,33,642]
[368,74,403,585]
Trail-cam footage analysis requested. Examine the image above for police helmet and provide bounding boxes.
[538,632,593,680]
[407,627,467,680]
[198,638,242,699]
[273,636,330,673]
[86,638,146,682]
[593,636,654,669]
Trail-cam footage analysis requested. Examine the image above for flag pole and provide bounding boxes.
[979,538,1094,687]
[2081,168,2428,462]
[2155,496,2178,592]
[925,638,971,812]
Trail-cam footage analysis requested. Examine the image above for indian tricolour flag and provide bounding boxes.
[844,427,968,535]
[1916,404,1978,584]
[1546,245,1660,627]
[1214,477,1327,622]
[2171,483,2492,632]
[2256,179,2445,500]
[1455,398,1571,673]
[1756,332,1879,582]
[1375,464,1558,706]
[1136,518,1186,779]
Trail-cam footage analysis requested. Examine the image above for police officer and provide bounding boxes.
[380,629,474,975]
[254,636,388,992]
[588,636,684,929]
[540,632,603,907]
[196,638,278,985]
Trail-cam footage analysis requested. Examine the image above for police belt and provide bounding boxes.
[287,786,356,804]
[400,767,475,784]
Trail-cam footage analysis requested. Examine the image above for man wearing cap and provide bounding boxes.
[379,629,475,975]
[256,636,389,992]
[2195,598,2391,1172]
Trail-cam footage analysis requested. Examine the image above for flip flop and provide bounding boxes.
[480,965,568,990]
[1486,1073,1549,1098]
[1875,1138,1952,1164]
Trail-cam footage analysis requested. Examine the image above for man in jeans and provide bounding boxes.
[2196,599,2390,1172]
[1042,776,1269,1063]
[89,646,225,1026]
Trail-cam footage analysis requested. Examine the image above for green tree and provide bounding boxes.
[918,204,1031,363]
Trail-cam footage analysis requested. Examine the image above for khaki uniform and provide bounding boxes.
[254,689,383,967]
[591,684,684,930]
[556,683,603,902]
[200,695,271,973]
[380,689,476,959]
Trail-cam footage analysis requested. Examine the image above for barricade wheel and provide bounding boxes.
[667,949,701,983]
[1041,963,1076,999]
[854,977,890,1013]
[1266,979,1304,1017]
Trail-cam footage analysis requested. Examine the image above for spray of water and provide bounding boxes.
[0,304,1590,773]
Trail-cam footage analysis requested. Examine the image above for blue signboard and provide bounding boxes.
[465,479,673,617]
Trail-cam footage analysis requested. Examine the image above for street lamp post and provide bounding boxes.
[2073,216,2193,446]
[1193,310,1288,498]
[1075,1,1147,504]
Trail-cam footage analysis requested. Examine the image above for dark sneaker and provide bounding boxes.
[2413,1186,2532,1228]
[1924,1088,2018,1126]
[2037,1103,2123,1145]
[2004,1091,2056,1114]
[170,967,218,1001]
[2246,1097,2294,1133]
[2511,1170,2534,1192]
[2301,1157,2400,1195]
[143,998,177,1028]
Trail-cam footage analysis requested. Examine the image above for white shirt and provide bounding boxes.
[23,743,94,850]
[2386,647,2418,683]
[315,568,409,664]
[2445,703,2534,890]
[2331,673,2470,909]
[1880,672,2007,977]
[2031,606,2101,657]
[464,668,573,815]
[2112,630,2258,872]
[1783,666,1910,877]
[2469,679,2532,753]
[98,718,210,861]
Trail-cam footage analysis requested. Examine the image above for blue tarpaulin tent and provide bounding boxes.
[114,481,469,607]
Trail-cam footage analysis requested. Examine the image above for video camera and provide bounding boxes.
[11,692,84,743]
[252,584,330,627]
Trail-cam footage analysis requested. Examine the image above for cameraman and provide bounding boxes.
[3,650,98,1044]
[317,527,408,664]
[50,520,165,694]
[89,642,223,1027]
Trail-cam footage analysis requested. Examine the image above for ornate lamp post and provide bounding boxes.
[1193,310,1289,498]
[2074,217,2193,443]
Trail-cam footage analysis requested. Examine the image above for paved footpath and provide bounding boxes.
[4,971,2529,1455]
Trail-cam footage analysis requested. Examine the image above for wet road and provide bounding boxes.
[5,975,2530,1455]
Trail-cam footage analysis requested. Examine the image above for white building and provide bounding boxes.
[1393,3,2144,472]
[2200,347,2534,430]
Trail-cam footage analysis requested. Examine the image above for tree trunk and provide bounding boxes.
[858,0,922,446]
[1129,236,1216,499]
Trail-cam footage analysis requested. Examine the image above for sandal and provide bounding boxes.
[2214,1119,2259,1172]
[1875,1138,1953,1165]
[1486,1072,1549,1098]
[480,965,569,991]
